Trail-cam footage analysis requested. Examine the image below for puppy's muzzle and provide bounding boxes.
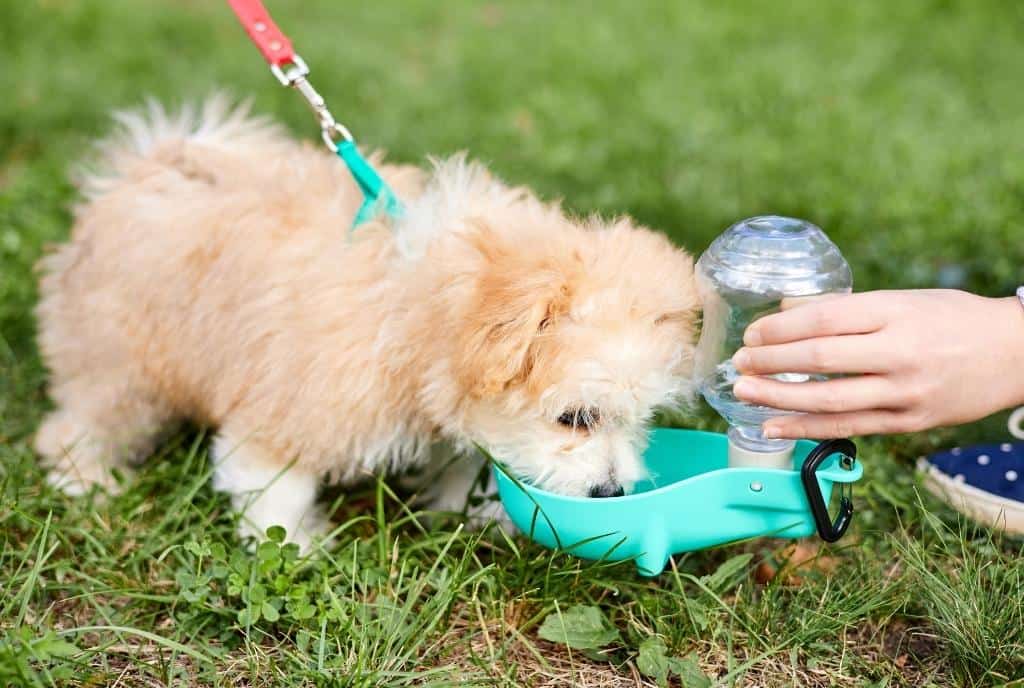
[588,481,625,498]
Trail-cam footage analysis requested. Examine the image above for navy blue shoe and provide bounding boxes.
[918,418,1024,535]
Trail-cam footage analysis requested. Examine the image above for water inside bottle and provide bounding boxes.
[701,358,826,431]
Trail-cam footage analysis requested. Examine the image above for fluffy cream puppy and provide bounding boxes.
[34,97,699,548]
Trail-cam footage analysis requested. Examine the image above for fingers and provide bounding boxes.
[762,410,911,440]
[732,335,890,376]
[733,374,898,414]
[744,292,888,346]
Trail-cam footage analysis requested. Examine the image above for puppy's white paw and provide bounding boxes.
[289,512,333,553]
[37,412,129,496]
[47,467,119,496]
[237,506,332,554]
[464,496,514,532]
[45,452,128,497]
[422,458,513,531]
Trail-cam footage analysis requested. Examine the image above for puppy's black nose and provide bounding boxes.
[588,482,625,498]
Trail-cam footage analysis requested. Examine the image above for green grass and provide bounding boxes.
[2,1,1024,685]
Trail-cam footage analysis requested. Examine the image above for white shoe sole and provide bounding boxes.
[917,458,1024,536]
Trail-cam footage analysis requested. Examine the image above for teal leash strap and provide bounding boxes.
[336,141,404,229]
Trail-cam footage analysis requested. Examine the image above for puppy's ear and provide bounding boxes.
[456,242,572,397]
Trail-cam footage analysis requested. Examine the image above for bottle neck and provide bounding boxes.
[727,426,796,469]
[727,425,796,454]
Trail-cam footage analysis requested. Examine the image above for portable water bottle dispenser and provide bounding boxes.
[694,216,853,469]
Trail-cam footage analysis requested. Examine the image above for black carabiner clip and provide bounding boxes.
[800,438,857,543]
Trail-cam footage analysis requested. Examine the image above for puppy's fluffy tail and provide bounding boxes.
[75,93,287,200]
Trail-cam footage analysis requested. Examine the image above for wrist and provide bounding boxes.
[994,295,1024,407]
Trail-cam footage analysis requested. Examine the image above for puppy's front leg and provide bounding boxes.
[211,432,329,551]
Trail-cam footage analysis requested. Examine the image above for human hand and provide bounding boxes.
[730,290,1024,439]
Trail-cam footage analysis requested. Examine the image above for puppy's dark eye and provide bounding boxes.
[556,408,600,430]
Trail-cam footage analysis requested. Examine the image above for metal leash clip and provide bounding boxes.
[270,55,353,150]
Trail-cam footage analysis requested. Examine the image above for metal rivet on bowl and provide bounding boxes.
[749,481,764,493]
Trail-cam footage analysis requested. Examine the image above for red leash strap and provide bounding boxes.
[227,0,294,66]
[227,0,309,85]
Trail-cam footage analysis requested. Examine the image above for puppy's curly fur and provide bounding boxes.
[35,96,699,548]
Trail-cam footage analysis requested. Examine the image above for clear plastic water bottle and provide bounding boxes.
[694,216,852,468]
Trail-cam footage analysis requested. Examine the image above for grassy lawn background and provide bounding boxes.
[2,1,1023,686]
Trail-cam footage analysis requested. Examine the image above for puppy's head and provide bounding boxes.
[413,159,699,497]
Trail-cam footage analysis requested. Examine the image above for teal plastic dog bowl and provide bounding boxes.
[493,428,863,575]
